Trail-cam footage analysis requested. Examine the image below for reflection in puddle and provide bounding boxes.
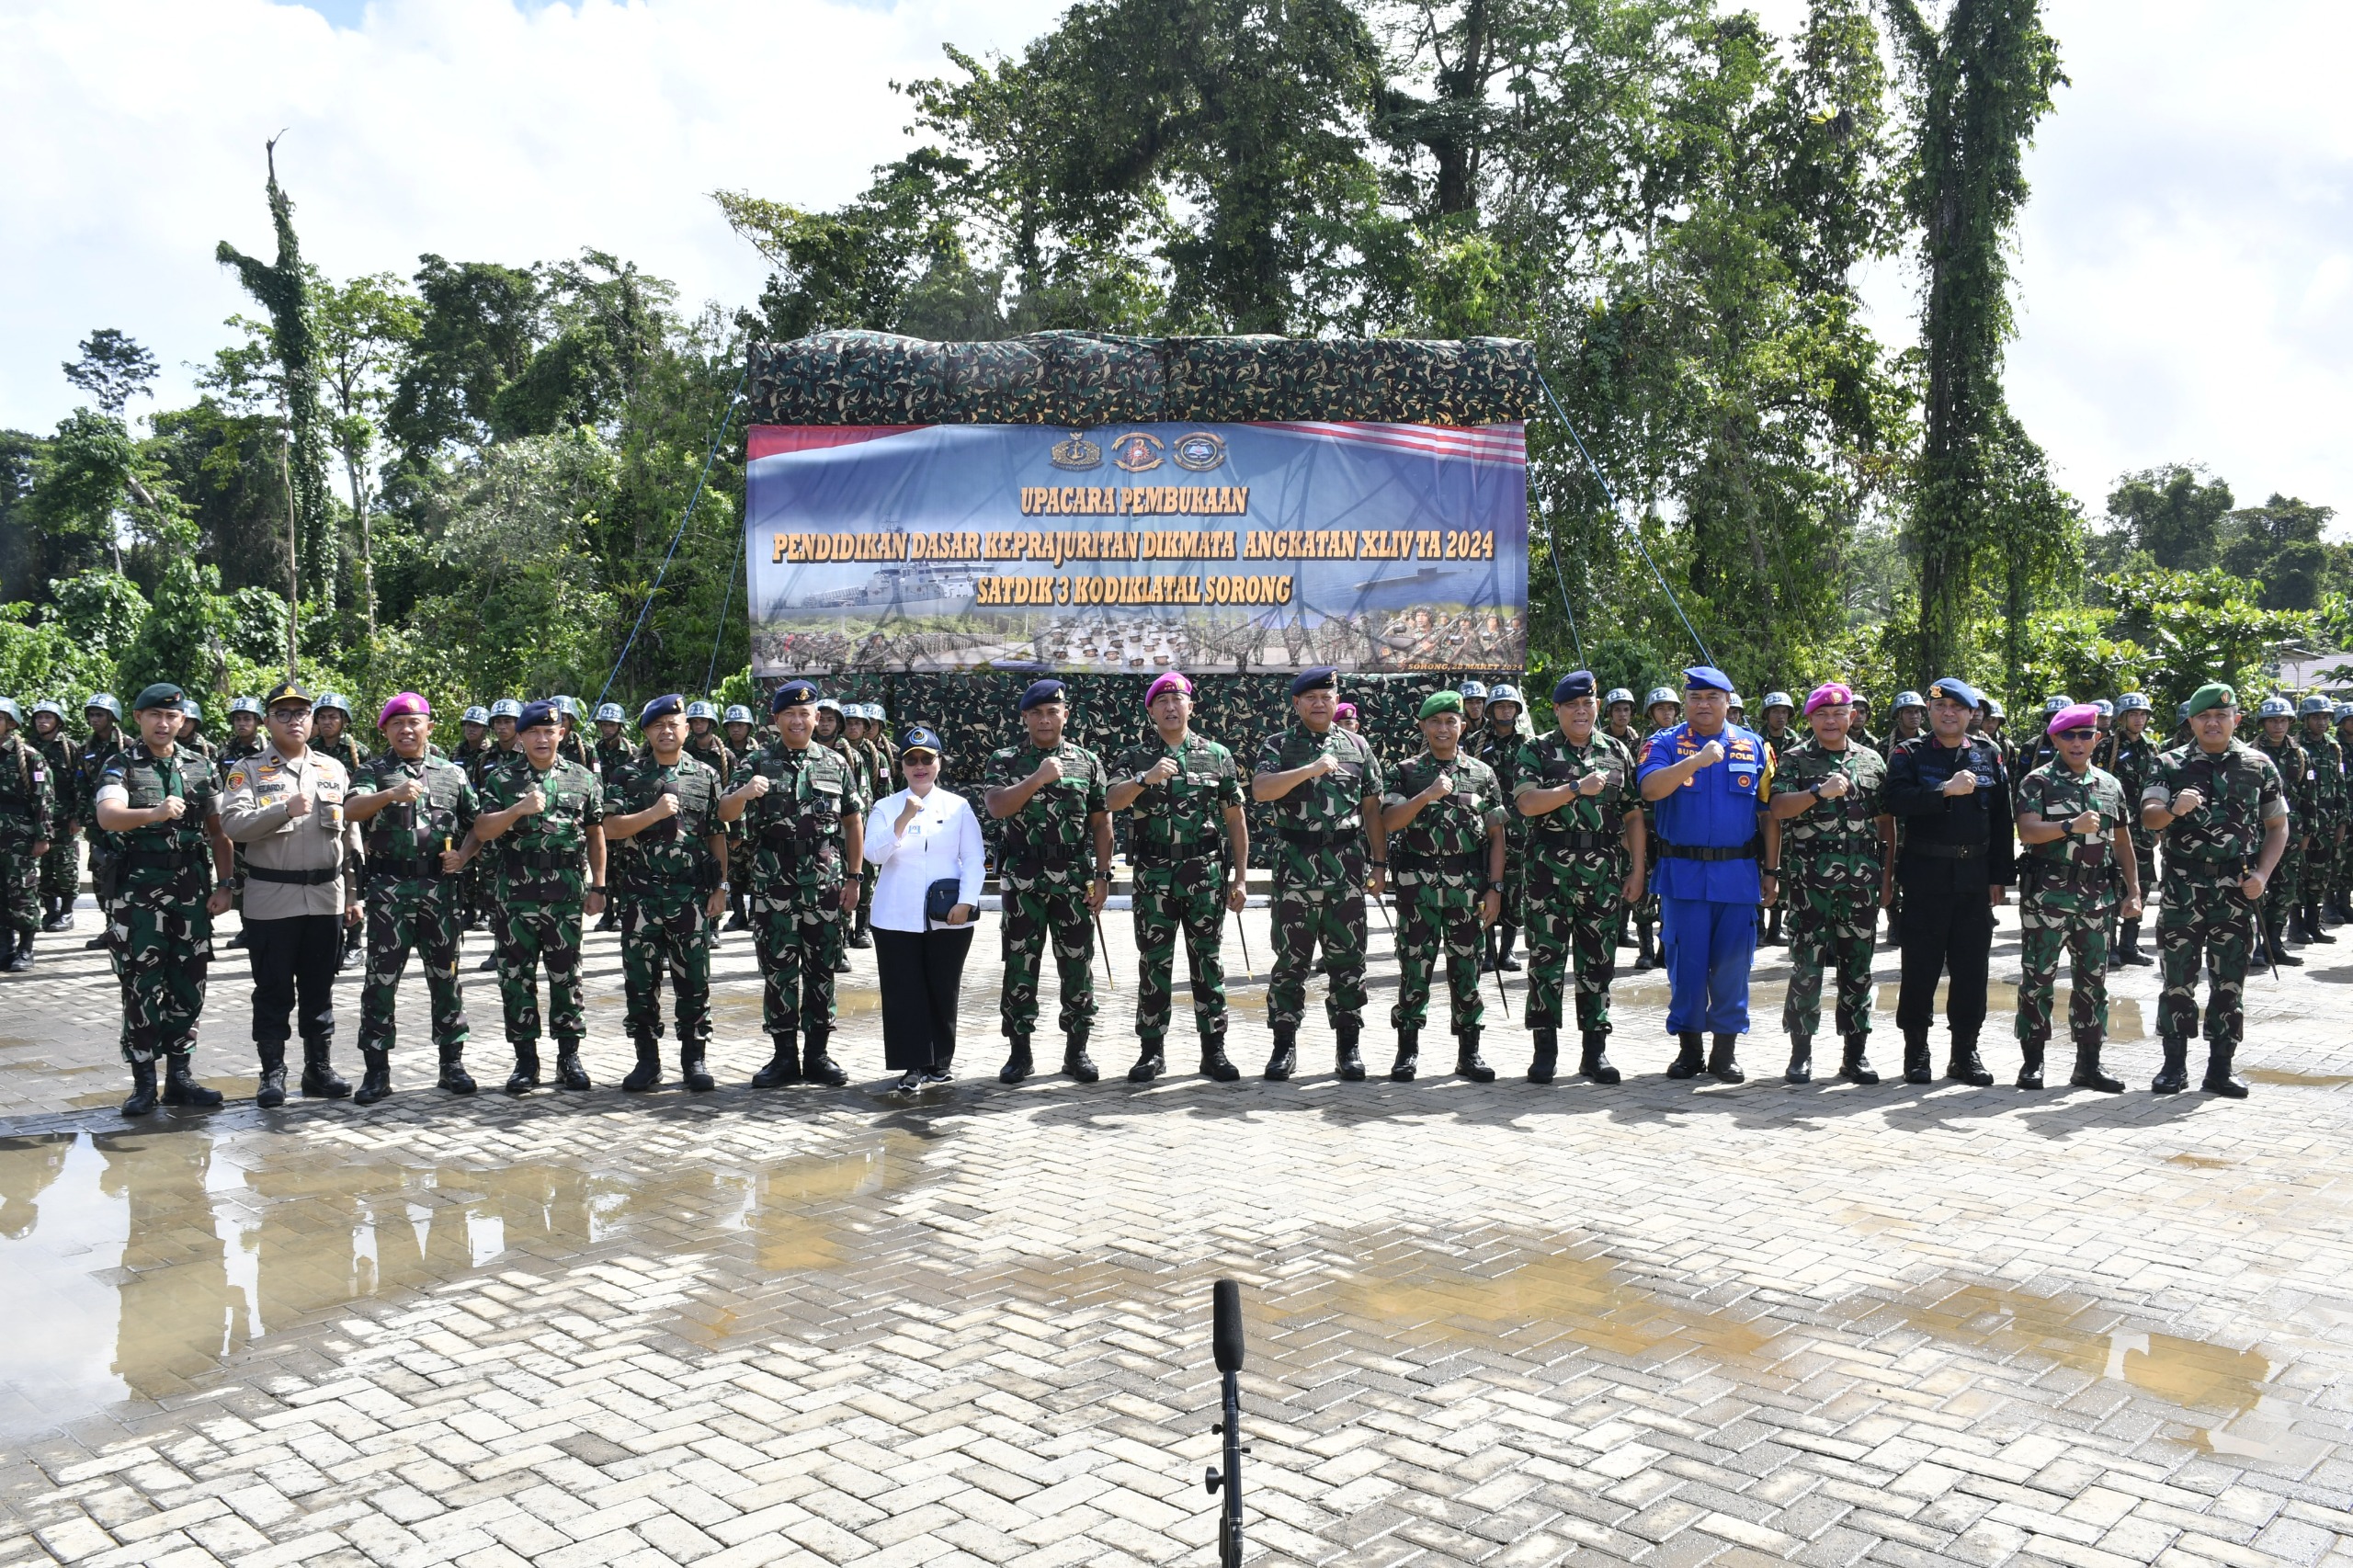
[0,1128,920,1439]
[1337,1244,1768,1361]
[2242,1068,2353,1088]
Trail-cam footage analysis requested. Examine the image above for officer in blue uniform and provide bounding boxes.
[1638,665,1779,1082]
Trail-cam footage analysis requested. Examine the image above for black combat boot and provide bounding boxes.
[679,1041,716,1093]
[1632,918,1659,971]
[1839,1035,1879,1085]
[86,926,111,949]
[121,1058,159,1117]
[1127,1044,1165,1083]
[301,1040,351,1099]
[1527,1028,1558,1085]
[341,925,364,971]
[1455,1030,1495,1083]
[2069,1037,2123,1093]
[1061,1032,1098,1083]
[225,927,248,950]
[553,1042,592,1090]
[594,906,620,933]
[754,1035,804,1087]
[1262,1025,1297,1082]
[1390,1028,1420,1082]
[43,894,72,932]
[256,1042,288,1108]
[1667,1030,1704,1079]
[2151,1036,2189,1095]
[2270,917,2304,965]
[1785,1035,1813,1085]
[1763,904,1784,948]
[163,1051,224,1108]
[1903,1030,1932,1085]
[1479,929,1496,973]
[725,890,750,932]
[0,928,16,971]
[2119,918,2154,966]
[1708,1032,1744,1084]
[997,1037,1033,1085]
[1579,1030,1621,1085]
[846,922,873,950]
[2287,905,2313,946]
[1335,1027,1367,1082]
[2202,1040,2249,1098]
[6,930,31,971]
[2305,903,2335,944]
[353,1047,393,1105]
[1945,1040,1995,1087]
[1200,1038,1241,1083]
[803,1028,848,1085]
[1614,909,1632,950]
[505,1048,542,1095]
[438,1041,476,1095]
[1495,926,1521,971]
[2016,1038,2045,1091]
[622,1036,664,1092]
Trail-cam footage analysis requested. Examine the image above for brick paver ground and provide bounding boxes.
[2,890,2350,1568]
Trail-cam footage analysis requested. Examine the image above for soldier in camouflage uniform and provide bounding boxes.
[683,701,736,949]
[1381,689,1506,1080]
[603,695,728,1094]
[460,700,607,1094]
[719,703,758,932]
[1756,693,1800,947]
[1629,686,1681,971]
[1847,695,1881,757]
[2141,684,2287,1096]
[552,697,593,770]
[1109,672,1247,1083]
[2098,693,2161,967]
[2250,695,2312,966]
[28,701,76,933]
[589,702,634,933]
[1768,683,1893,1085]
[1470,683,1529,974]
[2013,703,2142,1093]
[838,704,881,949]
[1599,687,1641,954]
[175,699,218,764]
[1513,672,1644,1085]
[74,694,129,949]
[214,696,267,952]
[0,699,58,971]
[1255,667,1389,1081]
[983,679,1112,1084]
[92,684,235,1116]
[452,705,498,935]
[719,681,867,1087]
[346,693,480,1102]
[311,693,369,969]
[2295,694,2343,949]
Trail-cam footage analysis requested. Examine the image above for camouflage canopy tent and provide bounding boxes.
[745,330,1539,866]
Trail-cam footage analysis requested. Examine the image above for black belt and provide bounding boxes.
[1538,829,1620,852]
[504,849,583,872]
[1393,851,1480,876]
[247,864,341,886]
[1006,845,1079,875]
[1131,839,1223,868]
[1659,837,1759,863]
[1906,841,1984,861]
[367,855,443,880]
[2024,857,2108,892]
[2167,852,2245,880]
[119,848,207,871]
[1278,826,1358,848]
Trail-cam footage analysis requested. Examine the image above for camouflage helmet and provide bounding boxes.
[2256,694,2294,719]
[551,695,581,719]
[1484,683,1523,712]
[2092,699,2114,717]
[1604,687,1635,708]
[2300,694,2335,718]
[1644,686,1679,710]
[1458,679,1488,700]
[1893,690,1926,712]
[2041,694,2071,715]
[228,695,263,718]
[1761,691,1794,714]
[594,702,625,724]
[685,700,718,722]
[178,698,202,721]
[2177,700,2191,722]
[868,703,888,723]
[2116,692,2152,713]
[84,692,122,721]
[29,699,64,721]
[489,699,524,720]
[815,697,844,718]
[722,704,754,725]
[461,706,491,726]
[1985,697,2006,720]
[0,699,21,727]
[314,691,352,718]
[2338,702,2353,722]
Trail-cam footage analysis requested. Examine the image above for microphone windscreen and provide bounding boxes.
[1212,1278,1244,1372]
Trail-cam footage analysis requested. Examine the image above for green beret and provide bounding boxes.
[1418,690,1464,720]
[2185,683,2236,717]
[131,682,186,713]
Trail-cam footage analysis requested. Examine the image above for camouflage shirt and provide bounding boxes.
[2098,731,2160,846]
[732,740,867,897]
[1113,732,1242,860]
[0,733,56,847]
[2144,741,2287,869]
[74,730,127,827]
[1511,731,1637,849]
[1256,724,1383,884]
[97,743,222,898]
[2306,728,2347,824]
[593,735,637,785]
[313,733,367,775]
[1775,739,1890,896]
[355,752,478,875]
[985,740,1108,884]
[2016,760,2128,914]
[1384,750,1506,903]
[608,752,722,910]
[477,755,603,903]
[2254,733,2314,838]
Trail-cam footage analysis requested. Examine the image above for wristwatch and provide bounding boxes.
[718,881,732,892]
[588,884,606,893]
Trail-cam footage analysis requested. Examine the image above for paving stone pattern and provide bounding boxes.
[2,896,2351,1568]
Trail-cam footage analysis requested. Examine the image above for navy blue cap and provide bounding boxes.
[1682,665,1734,693]
[516,699,561,733]
[639,694,684,726]
[1552,670,1596,703]
[1290,666,1339,697]
[1019,679,1067,712]
[900,725,943,756]
[771,679,819,713]
[1927,676,1982,709]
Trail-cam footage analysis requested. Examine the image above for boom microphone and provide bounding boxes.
[1212,1278,1245,1373]
[1204,1279,1250,1566]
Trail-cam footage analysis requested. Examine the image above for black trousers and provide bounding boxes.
[875,926,973,1070]
[247,914,343,1050]
[1893,876,1995,1044]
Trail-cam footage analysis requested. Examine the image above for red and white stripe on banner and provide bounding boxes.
[1255,421,1527,464]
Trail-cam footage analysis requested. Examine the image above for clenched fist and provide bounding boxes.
[1941,768,1978,798]
[1142,756,1180,786]
[516,787,546,818]
[1818,772,1849,800]
[2171,788,2204,817]
[1694,740,1725,767]
[741,774,772,800]
[160,795,188,822]
[1576,771,1606,797]
[1033,756,1065,788]
[652,792,681,821]
[2068,809,2101,835]
[388,776,424,805]
[283,792,310,819]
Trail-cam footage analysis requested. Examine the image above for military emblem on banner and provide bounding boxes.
[1111,431,1165,472]
[1051,432,1102,470]
[1172,431,1227,472]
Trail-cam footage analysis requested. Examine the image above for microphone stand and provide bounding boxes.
[1204,1279,1249,1567]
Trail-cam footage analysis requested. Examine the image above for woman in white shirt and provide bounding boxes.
[862,725,986,1091]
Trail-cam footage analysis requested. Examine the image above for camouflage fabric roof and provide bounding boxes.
[747,332,1540,428]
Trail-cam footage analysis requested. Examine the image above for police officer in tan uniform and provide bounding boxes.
[219,680,364,1108]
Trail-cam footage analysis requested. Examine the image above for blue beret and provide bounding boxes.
[1290,666,1339,697]
[771,679,819,713]
[639,694,684,726]
[1552,670,1596,703]
[1019,679,1067,712]
[1682,665,1733,693]
[516,699,560,733]
[1927,676,1982,709]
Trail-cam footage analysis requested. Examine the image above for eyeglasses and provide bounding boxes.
[268,707,311,722]
[2057,727,2097,740]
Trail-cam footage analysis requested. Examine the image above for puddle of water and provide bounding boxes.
[2166,1153,2231,1169]
[0,1127,921,1439]
[2242,1068,2353,1088]
[1339,1245,1768,1361]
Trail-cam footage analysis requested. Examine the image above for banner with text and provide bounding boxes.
[745,421,1528,676]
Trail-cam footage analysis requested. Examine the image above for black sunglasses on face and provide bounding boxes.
[2057,727,2097,740]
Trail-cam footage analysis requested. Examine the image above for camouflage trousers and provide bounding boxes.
[1131,860,1226,1046]
[1781,884,1878,1042]
[492,898,585,1049]
[1267,873,1368,1034]
[1002,876,1095,1040]
[623,898,710,1045]
[38,836,76,902]
[1524,851,1622,1035]
[2016,902,2109,1045]
[857,864,876,931]
[0,846,37,934]
[751,883,847,1041]
[358,876,469,1053]
[110,892,213,1064]
[1496,830,1526,928]
[2156,867,2256,1046]
[2264,842,2304,918]
[1393,884,1483,1035]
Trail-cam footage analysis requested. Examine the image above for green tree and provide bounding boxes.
[62,330,159,420]
[383,255,543,468]
[2104,463,2232,571]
